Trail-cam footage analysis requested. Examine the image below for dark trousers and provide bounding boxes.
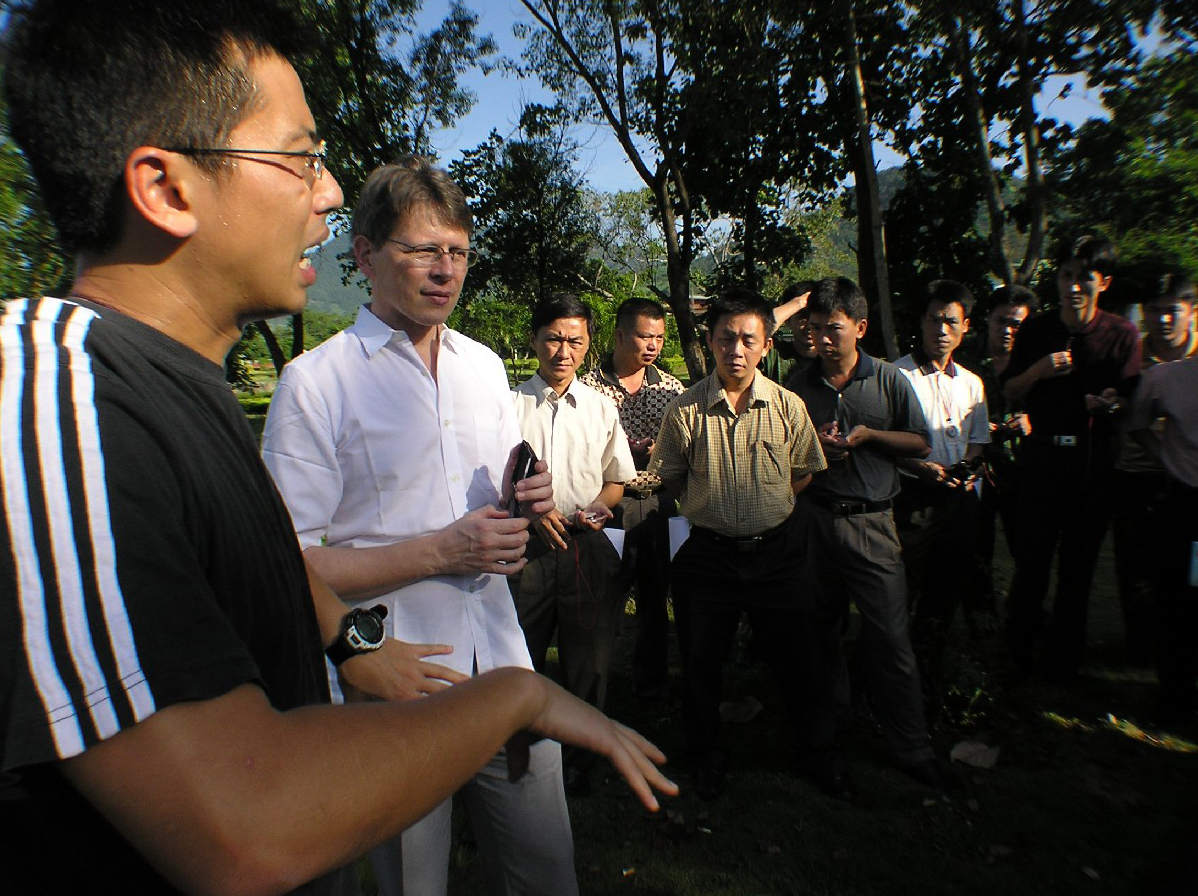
[1149,481,1198,719]
[611,491,674,695]
[896,479,982,692]
[511,529,622,770]
[970,472,1021,618]
[794,500,933,766]
[1006,443,1115,678]
[1112,469,1169,664]
[670,522,825,769]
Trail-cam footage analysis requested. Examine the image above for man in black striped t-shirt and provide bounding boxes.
[0,3,674,894]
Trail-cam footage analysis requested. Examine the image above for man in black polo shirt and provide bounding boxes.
[1001,235,1140,680]
[788,278,946,792]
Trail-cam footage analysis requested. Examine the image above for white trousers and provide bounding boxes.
[368,739,578,896]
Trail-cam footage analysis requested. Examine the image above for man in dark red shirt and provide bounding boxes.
[1001,235,1141,680]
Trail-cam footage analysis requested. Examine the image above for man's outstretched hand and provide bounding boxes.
[504,671,679,812]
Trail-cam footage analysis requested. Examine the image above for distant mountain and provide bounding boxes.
[305,233,370,314]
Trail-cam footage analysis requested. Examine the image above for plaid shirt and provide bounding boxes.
[649,372,827,537]
[581,356,685,491]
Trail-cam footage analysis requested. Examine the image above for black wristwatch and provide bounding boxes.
[325,604,389,666]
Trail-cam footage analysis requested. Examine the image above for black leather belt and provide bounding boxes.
[808,494,893,516]
[691,520,788,552]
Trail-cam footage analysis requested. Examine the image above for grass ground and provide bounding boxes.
[433,536,1198,896]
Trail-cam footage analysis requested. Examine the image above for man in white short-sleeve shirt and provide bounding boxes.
[894,280,990,696]
[262,157,579,896]
[511,293,636,796]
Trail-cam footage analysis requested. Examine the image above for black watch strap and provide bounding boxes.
[325,604,389,666]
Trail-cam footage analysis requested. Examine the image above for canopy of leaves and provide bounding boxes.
[293,0,496,201]
[0,100,69,299]
[1048,49,1198,279]
[450,103,598,305]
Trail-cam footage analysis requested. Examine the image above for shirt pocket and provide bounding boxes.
[750,439,788,485]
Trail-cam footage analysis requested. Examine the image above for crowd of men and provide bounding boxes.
[2,1,1196,893]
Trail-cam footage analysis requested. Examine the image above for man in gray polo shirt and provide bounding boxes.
[787,278,947,791]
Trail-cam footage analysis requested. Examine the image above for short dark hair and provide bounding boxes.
[1148,269,1197,306]
[1053,234,1117,275]
[780,280,818,303]
[926,280,974,319]
[807,277,869,323]
[352,155,473,247]
[703,287,772,333]
[3,0,305,254]
[531,292,594,337]
[988,284,1039,314]
[615,297,666,332]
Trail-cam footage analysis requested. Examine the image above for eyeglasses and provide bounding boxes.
[384,239,477,268]
[166,141,327,185]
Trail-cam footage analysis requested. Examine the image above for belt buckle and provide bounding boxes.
[1054,435,1078,447]
[831,501,853,516]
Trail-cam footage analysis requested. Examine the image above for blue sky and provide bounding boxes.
[416,1,1116,194]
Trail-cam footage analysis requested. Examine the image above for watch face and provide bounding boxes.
[354,609,385,645]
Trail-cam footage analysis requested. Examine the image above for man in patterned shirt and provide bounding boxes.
[583,298,685,699]
[650,288,826,799]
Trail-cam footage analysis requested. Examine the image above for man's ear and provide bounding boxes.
[353,235,377,279]
[856,317,869,339]
[1097,274,1113,295]
[124,147,200,239]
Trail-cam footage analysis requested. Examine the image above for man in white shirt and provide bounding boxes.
[263,158,578,896]
[511,294,637,796]
[895,280,990,699]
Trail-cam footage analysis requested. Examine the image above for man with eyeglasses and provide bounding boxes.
[0,3,674,894]
[262,157,584,896]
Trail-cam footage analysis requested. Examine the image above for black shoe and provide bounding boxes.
[898,758,959,794]
[807,769,855,802]
[564,766,591,798]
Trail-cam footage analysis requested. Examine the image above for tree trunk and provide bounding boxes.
[1012,0,1046,283]
[842,0,898,360]
[255,320,286,377]
[950,14,1016,286]
[290,313,305,359]
[654,176,706,383]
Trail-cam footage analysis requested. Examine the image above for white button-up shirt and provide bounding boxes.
[262,305,532,675]
[895,353,990,467]
[511,374,636,516]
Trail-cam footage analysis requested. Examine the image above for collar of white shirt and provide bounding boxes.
[352,304,464,360]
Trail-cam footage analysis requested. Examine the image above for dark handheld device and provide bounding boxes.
[945,456,984,487]
[507,440,541,517]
